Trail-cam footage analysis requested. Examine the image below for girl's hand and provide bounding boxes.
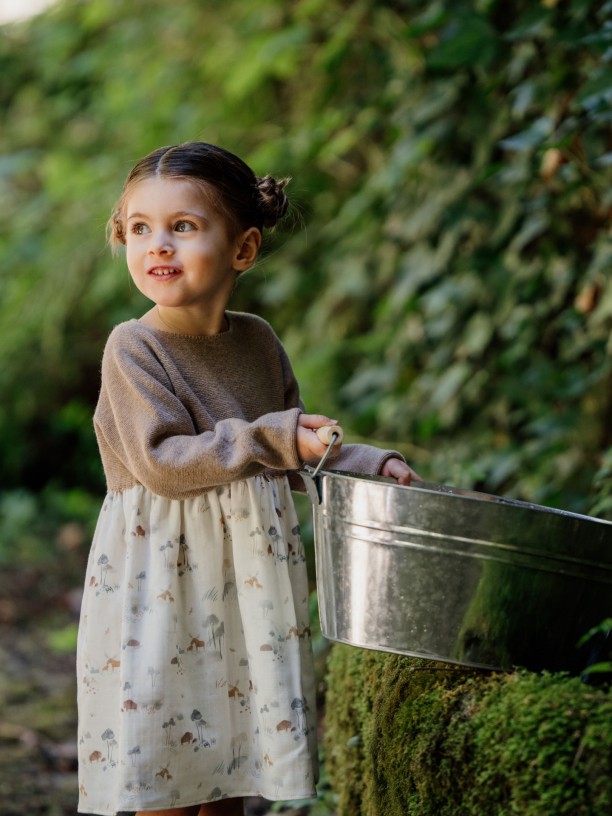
[381,457,421,486]
[297,414,342,464]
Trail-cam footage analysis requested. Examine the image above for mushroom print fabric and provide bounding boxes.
[77,476,318,814]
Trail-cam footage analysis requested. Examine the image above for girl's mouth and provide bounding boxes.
[148,267,182,278]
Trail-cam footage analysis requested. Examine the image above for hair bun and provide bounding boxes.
[256,175,290,228]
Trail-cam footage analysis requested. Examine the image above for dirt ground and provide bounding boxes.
[0,562,328,816]
[0,565,79,815]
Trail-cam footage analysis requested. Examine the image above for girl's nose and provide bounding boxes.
[148,233,175,255]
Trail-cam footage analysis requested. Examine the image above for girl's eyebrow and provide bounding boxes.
[126,210,208,221]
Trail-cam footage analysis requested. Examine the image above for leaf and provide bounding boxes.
[47,624,78,653]
[499,117,555,151]
[429,362,471,410]
[577,618,612,648]
[576,65,612,111]
[581,661,612,675]
[427,12,498,70]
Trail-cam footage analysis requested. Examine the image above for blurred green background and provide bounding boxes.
[1,0,611,556]
[0,0,610,812]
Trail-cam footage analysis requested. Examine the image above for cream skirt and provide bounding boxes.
[77,476,317,814]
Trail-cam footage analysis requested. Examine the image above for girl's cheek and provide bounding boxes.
[125,246,139,273]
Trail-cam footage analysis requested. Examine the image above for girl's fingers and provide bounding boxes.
[298,414,338,430]
[381,458,421,485]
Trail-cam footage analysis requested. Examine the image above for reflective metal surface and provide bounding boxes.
[301,470,612,673]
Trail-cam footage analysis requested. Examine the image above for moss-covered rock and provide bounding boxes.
[325,645,612,815]
[324,644,387,814]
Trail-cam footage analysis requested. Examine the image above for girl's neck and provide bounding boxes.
[141,306,229,336]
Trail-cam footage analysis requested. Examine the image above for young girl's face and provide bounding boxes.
[123,177,249,315]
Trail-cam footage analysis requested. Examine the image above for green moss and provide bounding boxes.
[462,673,612,815]
[325,645,388,814]
[325,648,612,815]
[368,657,478,816]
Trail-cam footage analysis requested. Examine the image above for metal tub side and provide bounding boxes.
[306,471,612,673]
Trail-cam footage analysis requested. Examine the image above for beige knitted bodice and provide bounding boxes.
[94,312,399,499]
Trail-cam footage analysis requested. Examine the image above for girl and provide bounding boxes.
[77,141,416,816]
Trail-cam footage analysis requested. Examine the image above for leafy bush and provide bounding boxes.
[0,0,610,517]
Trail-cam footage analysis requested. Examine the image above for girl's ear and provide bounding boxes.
[233,227,262,271]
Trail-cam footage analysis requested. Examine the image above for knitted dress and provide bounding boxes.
[76,313,398,814]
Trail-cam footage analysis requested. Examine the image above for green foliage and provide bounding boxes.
[325,645,612,816]
[0,486,98,568]
[0,0,610,517]
[47,622,79,653]
[578,619,612,677]
[589,449,612,518]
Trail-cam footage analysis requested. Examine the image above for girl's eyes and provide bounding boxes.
[129,220,196,235]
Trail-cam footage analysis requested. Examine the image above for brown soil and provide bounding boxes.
[0,567,80,815]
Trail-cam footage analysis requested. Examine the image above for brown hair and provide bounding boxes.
[108,141,290,249]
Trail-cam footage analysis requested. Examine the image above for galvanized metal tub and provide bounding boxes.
[301,469,612,673]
